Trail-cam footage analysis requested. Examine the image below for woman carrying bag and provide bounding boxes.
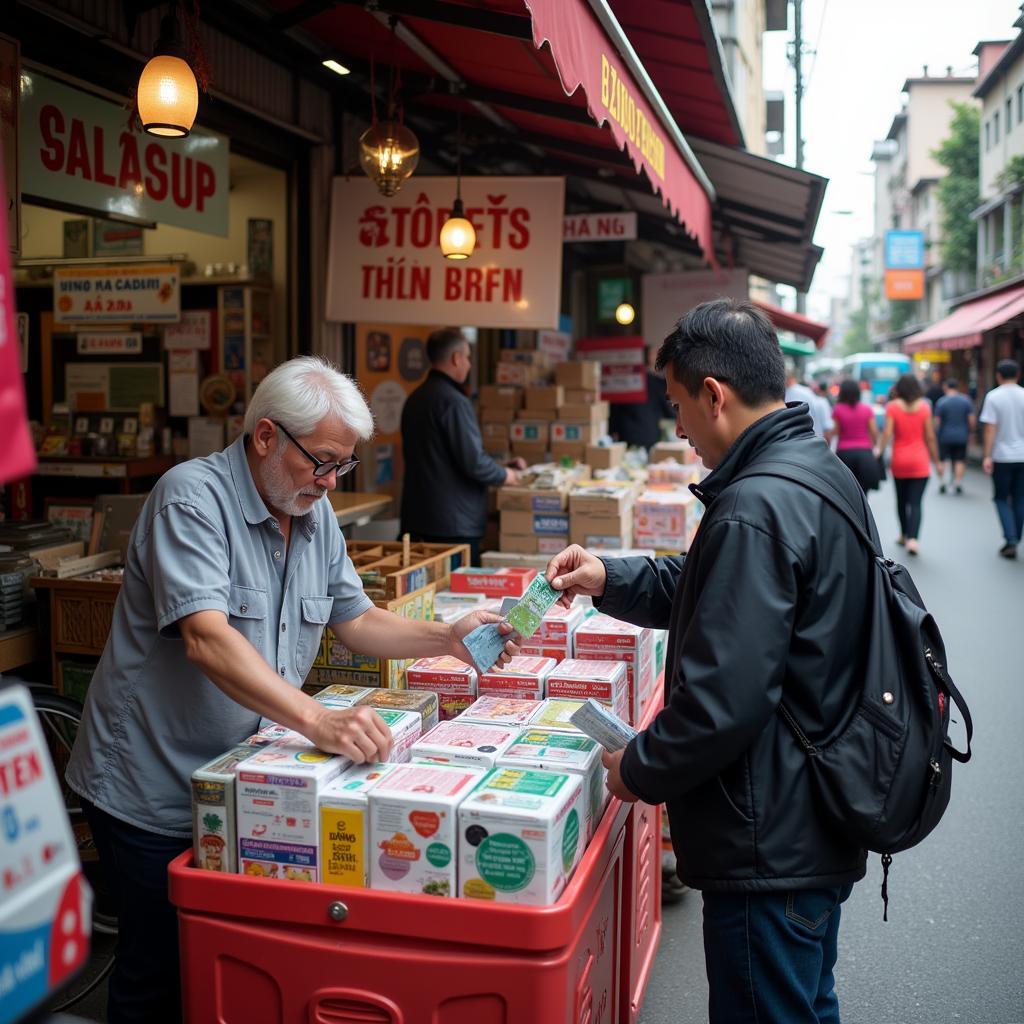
[827,378,881,493]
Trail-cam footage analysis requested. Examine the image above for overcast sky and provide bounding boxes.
[762,0,1018,321]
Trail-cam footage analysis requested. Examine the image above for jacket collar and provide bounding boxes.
[429,368,466,393]
[690,403,815,506]
[229,435,318,536]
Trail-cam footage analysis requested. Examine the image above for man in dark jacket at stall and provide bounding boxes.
[401,328,523,564]
[547,298,874,1024]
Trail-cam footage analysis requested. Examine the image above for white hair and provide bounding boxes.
[243,356,374,441]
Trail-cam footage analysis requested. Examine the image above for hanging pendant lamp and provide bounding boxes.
[137,1,199,138]
[440,108,476,260]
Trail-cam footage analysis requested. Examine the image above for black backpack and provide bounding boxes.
[737,459,973,918]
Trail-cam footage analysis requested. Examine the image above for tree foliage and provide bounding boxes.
[932,102,980,276]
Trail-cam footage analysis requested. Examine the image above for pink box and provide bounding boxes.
[479,656,557,701]
[406,657,477,721]
[574,649,653,724]
[546,659,629,721]
[449,567,536,598]
[574,613,647,652]
[520,643,571,663]
[535,602,586,643]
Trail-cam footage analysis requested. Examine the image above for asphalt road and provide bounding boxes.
[640,467,1024,1024]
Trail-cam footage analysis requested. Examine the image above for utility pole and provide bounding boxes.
[793,0,806,313]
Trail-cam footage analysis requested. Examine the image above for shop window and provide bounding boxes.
[1008,99,1014,135]
[995,111,1000,144]
[986,121,991,151]
[1018,84,1023,124]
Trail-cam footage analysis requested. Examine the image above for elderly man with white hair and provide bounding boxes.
[66,356,516,1024]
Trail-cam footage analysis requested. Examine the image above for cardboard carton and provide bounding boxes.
[482,422,510,447]
[191,746,253,873]
[358,693,437,736]
[510,441,548,464]
[479,405,518,424]
[564,388,601,404]
[509,421,550,446]
[585,442,626,469]
[555,360,602,390]
[411,720,521,770]
[568,481,636,515]
[550,441,586,463]
[524,385,564,410]
[500,510,570,536]
[450,566,536,597]
[528,697,588,733]
[496,485,569,513]
[479,655,557,701]
[546,659,630,721]
[405,656,478,721]
[460,694,543,728]
[479,384,523,409]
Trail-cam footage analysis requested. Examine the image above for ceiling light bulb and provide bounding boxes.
[358,121,420,197]
[322,59,351,76]
[440,197,476,259]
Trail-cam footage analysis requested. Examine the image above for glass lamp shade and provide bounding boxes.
[615,302,636,325]
[138,54,198,137]
[439,205,476,260]
[358,121,420,197]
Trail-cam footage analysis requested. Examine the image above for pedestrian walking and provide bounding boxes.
[877,373,942,556]
[400,328,524,565]
[827,378,881,493]
[785,366,833,438]
[546,299,876,1024]
[980,359,1024,559]
[934,378,976,494]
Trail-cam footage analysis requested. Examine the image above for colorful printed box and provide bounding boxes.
[411,720,520,770]
[545,659,630,722]
[449,567,536,597]
[479,655,557,701]
[460,695,543,728]
[357,689,439,732]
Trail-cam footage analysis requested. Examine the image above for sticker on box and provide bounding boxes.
[411,720,520,769]
[479,655,556,701]
[460,694,543,727]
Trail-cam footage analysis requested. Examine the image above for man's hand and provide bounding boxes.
[546,544,608,607]
[504,467,521,486]
[307,704,392,763]
[601,749,639,803]
[451,610,519,669]
[507,457,528,471]
[983,456,994,475]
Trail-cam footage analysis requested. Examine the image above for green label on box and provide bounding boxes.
[561,809,580,872]
[477,833,534,891]
[426,842,451,868]
[486,768,568,797]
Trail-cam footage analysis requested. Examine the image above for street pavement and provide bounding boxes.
[640,467,1024,1024]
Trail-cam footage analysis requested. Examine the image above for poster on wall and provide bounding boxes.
[355,322,434,506]
[641,268,749,353]
[327,177,565,329]
[53,264,181,324]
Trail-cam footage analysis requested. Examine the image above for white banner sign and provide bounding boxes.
[77,331,142,355]
[54,264,180,324]
[563,211,637,242]
[20,71,229,236]
[641,268,750,352]
[326,176,565,329]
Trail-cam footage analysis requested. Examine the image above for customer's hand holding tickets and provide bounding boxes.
[546,545,609,607]
[452,610,519,671]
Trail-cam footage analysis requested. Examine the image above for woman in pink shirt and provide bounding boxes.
[826,378,880,493]
[877,374,942,555]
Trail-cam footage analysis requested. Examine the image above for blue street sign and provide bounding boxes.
[885,230,925,270]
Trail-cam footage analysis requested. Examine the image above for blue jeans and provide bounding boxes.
[83,799,191,1024]
[702,884,854,1024]
[992,461,1024,545]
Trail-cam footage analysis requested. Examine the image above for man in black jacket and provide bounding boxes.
[547,299,873,1024]
[401,328,523,564]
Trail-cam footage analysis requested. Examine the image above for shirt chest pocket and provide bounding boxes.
[227,584,268,651]
[295,596,334,678]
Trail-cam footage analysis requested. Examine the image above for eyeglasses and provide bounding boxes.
[273,421,360,479]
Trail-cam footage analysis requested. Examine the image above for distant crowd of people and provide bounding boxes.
[789,359,1024,559]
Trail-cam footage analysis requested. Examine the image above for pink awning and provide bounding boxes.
[524,0,715,262]
[751,299,830,348]
[904,285,1024,351]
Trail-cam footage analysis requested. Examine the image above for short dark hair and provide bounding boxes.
[894,373,923,402]
[945,378,960,390]
[426,328,469,365]
[838,378,861,406]
[655,299,786,406]
[996,359,1020,381]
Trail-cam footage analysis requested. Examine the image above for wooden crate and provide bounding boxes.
[346,541,470,601]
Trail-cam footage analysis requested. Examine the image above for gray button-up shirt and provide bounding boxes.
[66,436,372,837]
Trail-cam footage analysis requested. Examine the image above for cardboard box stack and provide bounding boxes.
[478,655,557,701]
[568,480,636,550]
[406,656,479,721]
[519,601,586,662]
[633,488,698,551]
[546,659,630,722]
[585,442,626,469]
[573,613,655,724]
[650,440,700,464]
[496,349,550,387]
[479,384,523,457]
[496,465,580,554]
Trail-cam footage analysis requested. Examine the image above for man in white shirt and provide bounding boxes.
[785,370,833,439]
[980,359,1024,559]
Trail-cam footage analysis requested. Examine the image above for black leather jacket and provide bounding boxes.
[601,404,872,891]
[400,370,507,538]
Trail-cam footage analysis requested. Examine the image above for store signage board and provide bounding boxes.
[327,176,565,329]
[563,211,637,242]
[884,268,924,301]
[912,350,952,363]
[53,264,180,324]
[641,268,749,352]
[20,71,229,237]
[577,335,647,403]
[77,331,142,355]
[163,309,212,350]
[884,230,925,270]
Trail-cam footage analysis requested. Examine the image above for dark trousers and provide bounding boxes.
[407,532,481,566]
[992,461,1024,545]
[893,476,928,540]
[83,799,190,1024]
[703,885,854,1024]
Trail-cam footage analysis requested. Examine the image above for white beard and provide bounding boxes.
[259,444,323,517]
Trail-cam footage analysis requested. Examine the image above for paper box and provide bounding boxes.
[405,656,478,721]
[496,486,568,513]
[501,510,570,536]
[556,360,602,390]
[546,659,630,721]
[558,402,610,425]
[191,746,253,874]
[369,764,485,897]
[585,442,626,469]
[537,601,586,642]
[458,767,585,905]
[358,693,437,736]
[564,388,601,404]
[479,384,523,409]
[524,385,564,410]
[550,441,586,463]
[235,740,350,882]
[634,490,696,548]
[520,642,571,663]
[650,440,697,463]
[482,422,510,448]
[433,591,502,624]
[500,349,550,367]
[479,656,557,701]
[479,405,518,424]
[497,729,606,841]
[318,762,398,887]
[569,513,632,550]
[450,566,536,597]
[569,481,635,516]
[510,441,548,464]
[528,697,588,733]
[551,421,598,444]
[499,532,540,554]
[312,684,374,708]
[460,695,543,728]
[411,720,521,770]
[495,362,531,387]
[515,407,558,422]
[509,421,550,445]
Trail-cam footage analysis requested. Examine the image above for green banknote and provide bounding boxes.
[506,574,561,639]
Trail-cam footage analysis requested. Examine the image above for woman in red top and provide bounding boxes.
[877,374,941,555]
[826,378,880,493]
